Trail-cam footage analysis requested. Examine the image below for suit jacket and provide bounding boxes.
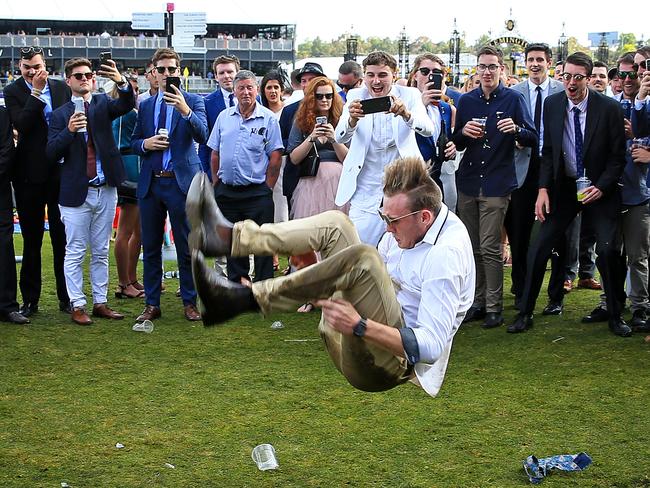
[334,84,434,206]
[279,100,302,198]
[46,87,135,207]
[3,77,70,184]
[632,102,649,137]
[511,78,564,187]
[540,89,626,200]
[0,107,15,185]
[198,88,228,173]
[131,91,208,198]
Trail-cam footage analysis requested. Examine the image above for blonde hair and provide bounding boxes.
[383,157,442,216]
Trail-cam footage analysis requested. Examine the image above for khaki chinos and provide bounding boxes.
[233,210,412,392]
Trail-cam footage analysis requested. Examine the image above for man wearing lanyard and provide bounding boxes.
[46,57,134,325]
[131,48,208,323]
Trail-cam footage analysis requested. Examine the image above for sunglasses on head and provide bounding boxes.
[70,72,94,81]
[315,92,334,100]
[155,66,179,74]
[617,70,639,80]
[418,67,443,76]
[20,47,43,59]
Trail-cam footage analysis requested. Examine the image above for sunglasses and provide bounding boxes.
[70,72,94,81]
[377,209,420,226]
[617,70,639,80]
[418,67,443,76]
[155,66,179,74]
[315,92,334,100]
[337,81,356,90]
[561,73,587,82]
[639,60,648,71]
[20,47,43,59]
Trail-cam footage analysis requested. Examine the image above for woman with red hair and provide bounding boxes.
[287,76,349,218]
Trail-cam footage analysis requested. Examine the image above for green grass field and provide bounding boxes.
[1,236,649,487]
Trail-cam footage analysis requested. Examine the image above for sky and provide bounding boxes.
[2,0,648,48]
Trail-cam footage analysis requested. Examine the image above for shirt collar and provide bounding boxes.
[478,82,504,100]
[528,77,550,92]
[419,204,450,247]
[234,101,262,119]
[71,93,92,103]
[221,87,233,101]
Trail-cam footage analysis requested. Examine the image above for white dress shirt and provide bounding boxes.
[378,204,475,397]
[527,77,550,156]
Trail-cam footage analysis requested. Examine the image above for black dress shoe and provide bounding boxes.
[542,301,563,315]
[59,301,72,314]
[192,250,259,326]
[481,312,504,329]
[20,302,38,317]
[3,311,30,324]
[462,306,486,324]
[507,313,533,333]
[609,318,632,337]
[186,173,233,257]
[582,306,609,323]
[630,309,648,331]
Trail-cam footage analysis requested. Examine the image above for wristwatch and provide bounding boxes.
[353,317,367,337]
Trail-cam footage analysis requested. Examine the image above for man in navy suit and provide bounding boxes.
[3,47,71,317]
[508,52,629,337]
[131,48,208,322]
[46,57,135,325]
[198,55,239,178]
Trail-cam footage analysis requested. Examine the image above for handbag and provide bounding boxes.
[116,117,140,199]
[298,141,320,178]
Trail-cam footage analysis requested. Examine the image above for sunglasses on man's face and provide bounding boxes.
[617,70,639,80]
[20,47,43,59]
[377,209,420,226]
[418,67,443,76]
[155,66,179,74]
[70,72,94,81]
[639,60,648,71]
[315,92,334,100]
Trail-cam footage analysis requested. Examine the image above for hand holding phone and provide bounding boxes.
[360,96,392,115]
[165,76,181,93]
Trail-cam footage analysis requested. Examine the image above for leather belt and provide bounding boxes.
[153,170,175,178]
[88,182,106,188]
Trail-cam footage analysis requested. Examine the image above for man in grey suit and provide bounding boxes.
[505,43,565,312]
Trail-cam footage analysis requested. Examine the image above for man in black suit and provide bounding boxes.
[46,57,135,325]
[0,106,29,324]
[508,52,629,337]
[3,47,71,317]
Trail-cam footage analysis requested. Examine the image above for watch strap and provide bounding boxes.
[353,317,367,337]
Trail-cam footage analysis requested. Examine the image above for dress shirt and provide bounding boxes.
[71,94,105,185]
[207,102,283,185]
[221,87,237,107]
[153,92,174,170]
[377,204,475,397]
[561,92,589,178]
[426,104,442,144]
[26,80,52,124]
[453,83,537,197]
[527,77,550,155]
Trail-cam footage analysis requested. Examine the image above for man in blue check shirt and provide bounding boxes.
[203,70,283,284]
[452,45,537,329]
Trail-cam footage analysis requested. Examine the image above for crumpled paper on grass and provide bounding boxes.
[523,452,592,484]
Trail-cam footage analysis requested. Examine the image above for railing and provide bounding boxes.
[0,35,293,51]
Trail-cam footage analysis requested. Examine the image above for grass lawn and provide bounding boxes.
[1,235,650,487]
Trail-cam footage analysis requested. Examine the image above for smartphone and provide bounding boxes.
[360,96,392,114]
[315,116,328,125]
[166,76,181,93]
[99,52,112,64]
[428,72,443,92]
[72,99,87,133]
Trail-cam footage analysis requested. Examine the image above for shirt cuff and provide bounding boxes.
[117,78,130,91]
[634,97,649,110]
[399,327,420,365]
[141,141,147,153]
[182,109,193,120]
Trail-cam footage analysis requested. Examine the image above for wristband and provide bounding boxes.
[353,317,367,337]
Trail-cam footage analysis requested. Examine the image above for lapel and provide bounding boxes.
[582,92,600,152]
[552,92,567,149]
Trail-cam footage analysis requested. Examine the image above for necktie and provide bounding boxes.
[228,93,235,107]
[84,101,97,179]
[572,107,584,178]
[151,99,168,172]
[534,86,542,134]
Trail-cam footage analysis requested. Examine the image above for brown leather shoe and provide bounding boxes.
[563,279,574,293]
[577,277,602,290]
[92,303,125,320]
[184,303,201,321]
[137,305,161,322]
[72,307,93,326]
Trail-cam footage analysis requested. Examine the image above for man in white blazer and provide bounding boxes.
[335,51,434,246]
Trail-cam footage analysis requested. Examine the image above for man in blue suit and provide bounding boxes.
[46,57,135,325]
[198,55,239,178]
[131,48,208,322]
